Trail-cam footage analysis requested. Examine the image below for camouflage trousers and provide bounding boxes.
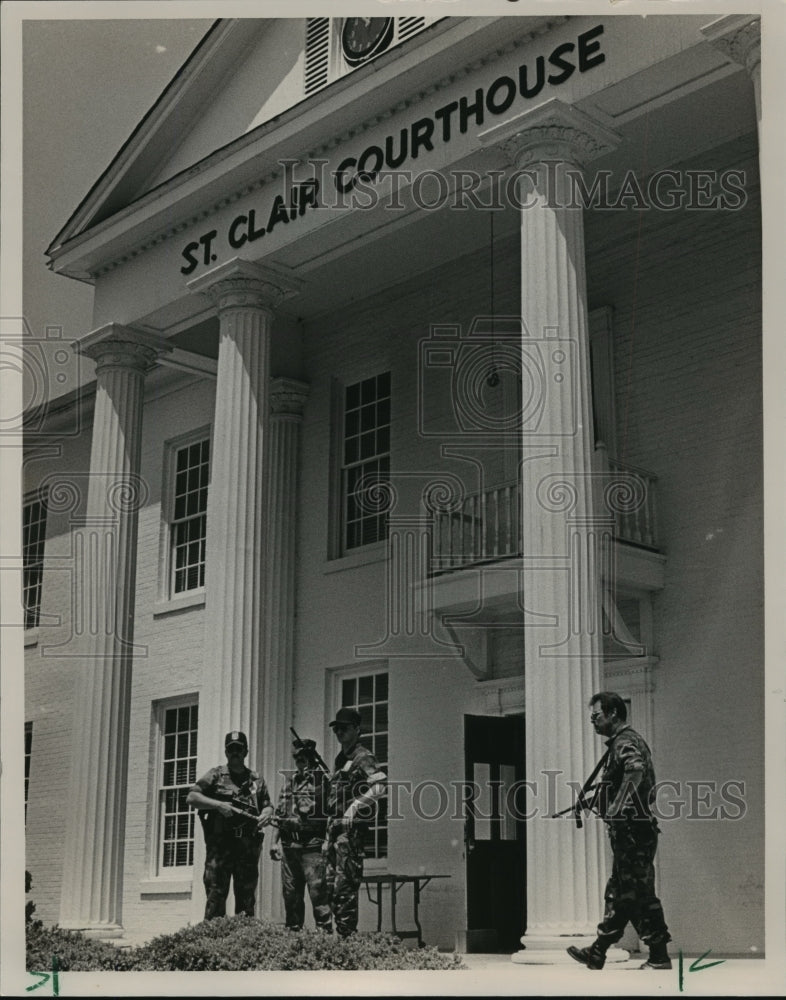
[282,847,332,931]
[596,819,671,949]
[325,828,365,936]
[203,834,263,920]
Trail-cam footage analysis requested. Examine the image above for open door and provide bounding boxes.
[464,714,526,952]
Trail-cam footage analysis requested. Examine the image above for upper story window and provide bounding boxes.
[305,17,433,96]
[23,491,48,629]
[342,372,391,553]
[161,429,210,601]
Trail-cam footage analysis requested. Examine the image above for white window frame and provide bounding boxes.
[330,372,392,559]
[149,695,199,880]
[329,663,389,868]
[157,426,211,609]
[23,489,48,631]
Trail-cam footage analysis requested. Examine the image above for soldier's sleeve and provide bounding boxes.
[275,778,291,819]
[607,736,647,818]
[617,734,647,777]
[192,766,219,796]
[357,748,387,784]
[355,750,388,798]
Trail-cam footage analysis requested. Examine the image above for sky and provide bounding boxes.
[21,17,213,397]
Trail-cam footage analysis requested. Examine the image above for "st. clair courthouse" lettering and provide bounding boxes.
[181,23,606,275]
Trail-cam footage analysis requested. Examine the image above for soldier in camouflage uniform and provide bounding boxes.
[187,730,274,920]
[568,692,672,971]
[325,708,387,937]
[269,738,332,932]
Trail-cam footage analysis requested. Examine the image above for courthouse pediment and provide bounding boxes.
[49,21,285,244]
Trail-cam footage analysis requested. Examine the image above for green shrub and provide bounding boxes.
[28,916,466,972]
[128,917,466,971]
[26,924,136,972]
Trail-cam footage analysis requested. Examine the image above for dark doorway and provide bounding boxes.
[464,713,526,953]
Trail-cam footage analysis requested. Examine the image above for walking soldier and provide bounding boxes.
[567,692,672,971]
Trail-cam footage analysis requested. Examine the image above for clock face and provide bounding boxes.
[341,18,394,67]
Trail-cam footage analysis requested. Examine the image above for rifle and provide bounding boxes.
[229,803,275,825]
[551,750,610,829]
[290,726,331,776]
[198,801,272,842]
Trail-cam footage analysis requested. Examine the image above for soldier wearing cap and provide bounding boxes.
[269,737,332,932]
[325,707,387,936]
[187,730,274,920]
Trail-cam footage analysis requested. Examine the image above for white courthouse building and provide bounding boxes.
[24,13,763,957]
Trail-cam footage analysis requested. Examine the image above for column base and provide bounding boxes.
[512,935,629,965]
[59,922,125,941]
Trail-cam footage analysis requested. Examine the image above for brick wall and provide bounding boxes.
[24,422,93,926]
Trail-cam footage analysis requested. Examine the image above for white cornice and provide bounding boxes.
[47,16,564,284]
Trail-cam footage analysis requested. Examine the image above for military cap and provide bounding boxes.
[328,707,362,728]
[225,730,248,751]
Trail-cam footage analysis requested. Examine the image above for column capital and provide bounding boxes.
[270,377,310,417]
[74,324,172,375]
[701,14,760,77]
[479,99,619,172]
[187,258,304,312]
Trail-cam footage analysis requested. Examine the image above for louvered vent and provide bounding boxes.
[398,17,426,44]
[304,17,330,96]
[304,17,435,97]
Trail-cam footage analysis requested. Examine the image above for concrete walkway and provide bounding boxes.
[30,954,779,998]
[454,952,776,996]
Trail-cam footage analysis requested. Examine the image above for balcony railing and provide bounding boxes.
[606,457,659,549]
[430,455,658,575]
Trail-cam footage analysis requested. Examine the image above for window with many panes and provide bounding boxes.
[25,723,33,820]
[341,372,390,552]
[157,701,198,872]
[23,492,47,629]
[169,435,210,596]
[340,670,388,858]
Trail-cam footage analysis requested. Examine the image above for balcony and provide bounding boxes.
[430,453,660,577]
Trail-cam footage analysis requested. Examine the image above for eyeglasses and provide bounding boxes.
[590,711,604,720]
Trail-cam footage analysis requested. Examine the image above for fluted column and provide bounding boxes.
[258,376,309,922]
[481,100,622,959]
[60,325,168,932]
[701,15,761,127]
[187,260,302,774]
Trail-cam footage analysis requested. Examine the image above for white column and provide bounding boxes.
[187,260,301,921]
[187,260,302,772]
[481,100,625,961]
[701,15,761,127]
[59,325,168,933]
[258,376,309,921]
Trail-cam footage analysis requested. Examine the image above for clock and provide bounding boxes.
[341,17,394,67]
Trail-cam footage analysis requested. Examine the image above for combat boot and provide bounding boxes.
[567,943,607,969]
[639,940,672,969]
